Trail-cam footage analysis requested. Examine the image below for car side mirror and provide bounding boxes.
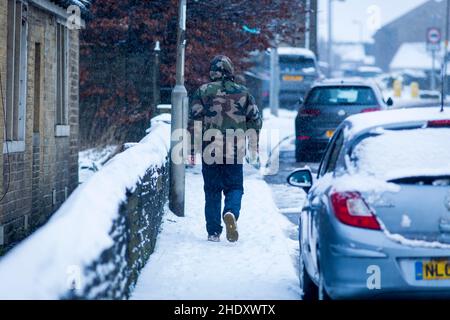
[386,97,394,107]
[287,169,313,193]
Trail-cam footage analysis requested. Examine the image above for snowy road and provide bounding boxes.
[263,142,319,276]
[131,165,301,300]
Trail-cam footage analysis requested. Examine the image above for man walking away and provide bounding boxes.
[189,55,262,243]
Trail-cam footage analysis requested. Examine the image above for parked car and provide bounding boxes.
[261,47,321,110]
[357,66,383,79]
[295,79,393,162]
[288,107,450,299]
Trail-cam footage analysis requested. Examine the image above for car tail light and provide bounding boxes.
[262,91,269,98]
[297,135,311,141]
[361,107,381,113]
[299,108,321,117]
[427,120,450,128]
[330,192,381,230]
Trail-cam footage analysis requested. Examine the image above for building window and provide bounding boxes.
[5,0,27,152]
[56,23,68,126]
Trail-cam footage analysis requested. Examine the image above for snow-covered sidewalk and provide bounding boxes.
[131,165,300,300]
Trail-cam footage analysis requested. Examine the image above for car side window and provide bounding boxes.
[318,147,331,177]
[318,132,337,177]
[324,130,344,174]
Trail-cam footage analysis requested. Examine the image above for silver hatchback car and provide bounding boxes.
[288,107,450,299]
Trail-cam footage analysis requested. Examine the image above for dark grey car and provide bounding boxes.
[277,47,321,109]
[295,79,393,162]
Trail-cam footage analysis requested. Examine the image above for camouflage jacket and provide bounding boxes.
[188,80,262,162]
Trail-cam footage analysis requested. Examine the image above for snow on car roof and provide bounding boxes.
[344,107,450,139]
[314,78,373,87]
[276,47,316,59]
[357,66,383,73]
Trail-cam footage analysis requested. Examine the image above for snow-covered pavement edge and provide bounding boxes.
[131,166,300,300]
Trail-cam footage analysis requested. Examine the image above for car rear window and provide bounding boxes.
[279,55,315,72]
[306,86,377,106]
[350,128,450,181]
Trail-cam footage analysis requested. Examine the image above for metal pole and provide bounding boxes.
[270,47,279,116]
[169,0,187,217]
[327,0,333,77]
[305,0,311,50]
[442,0,450,112]
[153,41,161,114]
[431,49,436,91]
[275,50,280,111]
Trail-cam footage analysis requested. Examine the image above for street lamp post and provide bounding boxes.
[269,47,279,117]
[327,0,333,77]
[305,0,311,50]
[169,0,187,217]
[327,0,345,77]
[442,0,450,112]
[153,41,161,112]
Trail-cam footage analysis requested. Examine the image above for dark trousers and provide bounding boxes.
[202,162,244,236]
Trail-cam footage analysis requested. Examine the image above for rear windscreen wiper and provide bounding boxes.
[388,176,450,185]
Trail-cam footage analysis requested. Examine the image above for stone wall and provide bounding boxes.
[67,162,169,299]
[0,114,171,299]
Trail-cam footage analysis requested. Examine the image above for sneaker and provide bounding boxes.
[207,234,220,242]
[223,212,239,242]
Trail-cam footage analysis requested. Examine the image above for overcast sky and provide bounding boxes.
[318,0,429,42]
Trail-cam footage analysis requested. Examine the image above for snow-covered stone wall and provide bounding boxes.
[0,115,171,299]
[66,164,169,299]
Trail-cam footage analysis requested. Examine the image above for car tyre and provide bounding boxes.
[299,254,318,300]
[318,266,331,300]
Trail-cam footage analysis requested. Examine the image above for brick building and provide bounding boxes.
[0,0,86,253]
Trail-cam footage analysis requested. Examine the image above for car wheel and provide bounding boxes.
[299,254,318,300]
[318,267,331,300]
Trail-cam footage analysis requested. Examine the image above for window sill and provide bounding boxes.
[55,125,70,137]
[3,141,25,154]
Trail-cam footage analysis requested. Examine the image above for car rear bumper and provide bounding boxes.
[324,254,450,300]
[295,118,338,154]
[320,222,450,300]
